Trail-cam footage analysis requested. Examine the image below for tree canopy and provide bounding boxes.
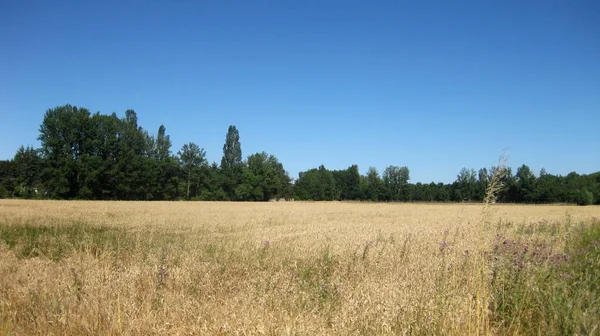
[1,104,598,205]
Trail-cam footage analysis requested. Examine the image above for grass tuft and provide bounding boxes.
[489,220,600,335]
[0,221,131,261]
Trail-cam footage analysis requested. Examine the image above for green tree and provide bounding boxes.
[454,168,477,202]
[573,188,594,206]
[201,162,229,201]
[564,172,589,205]
[495,167,516,203]
[477,168,489,201]
[12,146,43,198]
[78,112,121,199]
[154,125,172,161]
[235,168,260,201]
[365,167,383,201]
[115,109,150,199]
[145,125,179,200]
[178,142,207,199]
[295,165,337,201]
[220,125,243,199]
[515,164,537,203]
[344,165,361,200]
[221,125,242,170]
[0,160,15,198]
[38,105,92,199]
[536,168,560,203]
[382,165,410,201]
[246,152,292,201]
[411,182,424,201]
[436,183,450,202]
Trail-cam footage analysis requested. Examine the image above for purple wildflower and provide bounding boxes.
[439,241,448,254]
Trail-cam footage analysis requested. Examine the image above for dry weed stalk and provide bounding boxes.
[471,149,510,334]
[482,148,509,228]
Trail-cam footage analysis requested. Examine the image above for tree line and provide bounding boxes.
[1,105,598,205]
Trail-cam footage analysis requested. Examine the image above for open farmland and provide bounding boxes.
[0,200,598,335]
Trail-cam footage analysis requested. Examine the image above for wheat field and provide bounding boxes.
[0,200,598,335]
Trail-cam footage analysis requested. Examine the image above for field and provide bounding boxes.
[0,200,599,335]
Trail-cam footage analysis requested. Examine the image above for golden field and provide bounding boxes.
[0,200,598,335]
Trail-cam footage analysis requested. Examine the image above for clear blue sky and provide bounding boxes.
[1,1,599,183]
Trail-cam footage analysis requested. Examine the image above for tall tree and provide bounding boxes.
[221,125,242,170]
[178,142,207,199]
[200,162,229,201]
[497,167,517,203]
[12,146,43,198]
[38,105,92,199]
[345,165,361,200]
[115,109,149,199]
[515,164,537,203]
[295,165,337,201]
[0,160,15,198]
[147,125,179,200]
[382,165,410,201]
[79,112,121,199]
[245,152,292,201]
[220,125,243,199]
[154,125,172,161]
[365,167,383,201]
[453,168,478,201]
[436,183,450,202]
[477,168,489,200]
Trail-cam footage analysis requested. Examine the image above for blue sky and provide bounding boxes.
[1,1,599,183]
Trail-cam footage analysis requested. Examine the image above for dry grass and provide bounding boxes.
[0,200,598,335]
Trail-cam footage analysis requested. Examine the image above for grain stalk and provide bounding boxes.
[473,149,509,335]
[482,149,509,228]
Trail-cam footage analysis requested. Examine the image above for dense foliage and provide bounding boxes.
[1,105,599,204]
